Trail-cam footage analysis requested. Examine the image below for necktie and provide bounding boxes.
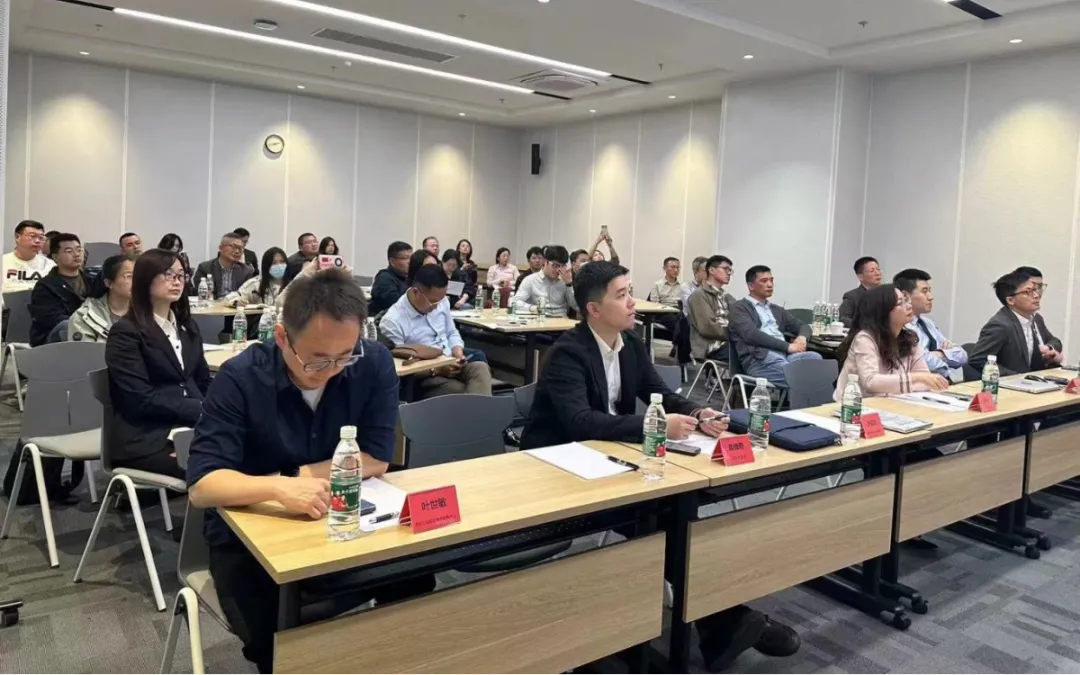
[916,317,937,352]
[1031,322,1041,368]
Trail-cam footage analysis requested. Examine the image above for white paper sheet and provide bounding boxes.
[892,392,968,413]
[447,280,465,296]
[777,409,844,433]
[681,433,721,453]
[525,443,633,480]
[203,343,227,352]
[359,477,409,532]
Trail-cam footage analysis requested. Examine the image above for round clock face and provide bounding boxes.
[265,134,285,155]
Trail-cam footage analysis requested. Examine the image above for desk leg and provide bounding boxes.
[524,333,537,384]
[277,583,300,632]
[665,493,694,672]
[642,316,655,362]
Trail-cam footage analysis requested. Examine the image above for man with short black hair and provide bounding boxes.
[187,269,435,673]
[522,261,800,671]
[3,220,55,291]
[839,256,882,327]
[422,236,440,256]
[729,265,820,386]
[515,245,546,291]
[232,227,258,268]
[893,268,967,378]
[688,255,736,361]
[513,245,577,317]
[570,248,590,274]
[193,233,255,299]
[29,233,89,345]
[648,257,682,308]
[284,232,319,286]
[970,269,1062,376]
[381,264,492,398]
[369,241,413,316]
[119,232,143,256]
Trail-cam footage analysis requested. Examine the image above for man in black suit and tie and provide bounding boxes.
[521,261,800,671]
[969,268,1063,519]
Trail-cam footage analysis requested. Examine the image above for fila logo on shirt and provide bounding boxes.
[5,269,44,282]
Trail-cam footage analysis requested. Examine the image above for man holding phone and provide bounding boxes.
[380,264,492,398]
[521,261,801,670]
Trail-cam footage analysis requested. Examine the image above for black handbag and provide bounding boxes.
[726,409,840,452]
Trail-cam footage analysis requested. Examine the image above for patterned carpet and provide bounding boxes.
[4,367,1080,673]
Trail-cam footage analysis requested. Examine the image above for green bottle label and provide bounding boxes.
[329,478,360,513]
[982,380,998,396]
[643,432,666,458]
[749,412,770,434]
[840,404,861,424]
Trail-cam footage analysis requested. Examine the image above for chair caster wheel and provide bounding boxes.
[911,598,929,615]
[1025,545,1041,560]
[892,613,911,630]
[1036,535,1051,551]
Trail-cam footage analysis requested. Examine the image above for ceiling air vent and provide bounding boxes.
[514,69,600,92]
[313,28,457,63]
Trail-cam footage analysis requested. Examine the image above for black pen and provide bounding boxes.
[606,455,640,471]
[370,511,399,524]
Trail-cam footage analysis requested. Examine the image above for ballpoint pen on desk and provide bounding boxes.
[369,511,400,525]
[606,456,640,472]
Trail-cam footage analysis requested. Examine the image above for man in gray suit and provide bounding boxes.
[969,269,1062,377]
[729,265,821,387]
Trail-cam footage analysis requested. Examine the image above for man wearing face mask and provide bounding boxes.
[380,263,492,399]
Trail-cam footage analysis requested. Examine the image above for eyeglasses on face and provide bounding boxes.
[286,332,364,372]
[1012,287,1043,298]
[160,271,188,283]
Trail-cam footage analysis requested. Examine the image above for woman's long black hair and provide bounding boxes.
[836,283,917,368]
[126,248,192,335]
[259,246,287,300]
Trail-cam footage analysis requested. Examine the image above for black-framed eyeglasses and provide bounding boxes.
[286,332,363,372]
[1011,287,1043,298]
[161,271,188,283]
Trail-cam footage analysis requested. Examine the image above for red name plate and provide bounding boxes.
[860,413,885,439]
[969,391,997,412]
[1066,378,1080,394]
[399,485,461,534]
[711,435,755,466]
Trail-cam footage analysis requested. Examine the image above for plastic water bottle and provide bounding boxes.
[231,308,248,351]
[364,317,378,341]
[840,374,863,444]
[205,276,215,301]
[537,295,548,317]
[492,286,502,312]
[748,378,771,454]
[257,309,274,342]
[982,354,1000,404]
[197,277,209,308]
[642,393,667,481]
[328,425,363,542]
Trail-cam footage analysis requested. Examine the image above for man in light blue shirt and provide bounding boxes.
[380,263,492,398]
[893,268,967,379]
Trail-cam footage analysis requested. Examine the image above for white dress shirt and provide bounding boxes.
[590,327,624,415]
[1012,310,1043,360]
[154,311,184,369]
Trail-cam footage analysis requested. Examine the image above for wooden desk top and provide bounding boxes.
[630,411,927,487]
[634,299,679,314]
[204,342,457,376]
[221,441,708,584]
[191,301,268,316]
[453,309,579,333]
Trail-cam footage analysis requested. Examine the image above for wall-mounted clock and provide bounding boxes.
[264,134,285,155]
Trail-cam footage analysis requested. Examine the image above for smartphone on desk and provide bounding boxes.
[665,441,702,456]
[360,499,376,516]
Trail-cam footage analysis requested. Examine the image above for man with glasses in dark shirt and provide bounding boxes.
[186,269,434,673]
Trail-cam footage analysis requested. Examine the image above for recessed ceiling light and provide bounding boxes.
[254,0,608,78]
[79,51,90,56]
[112,8,534,95]
[743,54,754,60]
[668,95,677,99]
[538,0,550,3]
[1009,38,1023,44]
[296,85,306,89]
[253,19,278,31]
[458,112,466,116]
[589,109,597,113]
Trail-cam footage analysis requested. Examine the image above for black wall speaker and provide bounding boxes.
[531,143,542,175]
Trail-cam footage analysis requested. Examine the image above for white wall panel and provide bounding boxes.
[4,51,27,250]
[209,84,287,262]
[684,100,724,268]
[551,121,595,251]
[286,95,355,268]
[591,114,639,264]
[29,56,125,243]
[354,105,419,274]
[829,71,871,303]
[954,49,1080,354]
[471,123,522,267]
[634,107,692,292]
[863,64,968,334]
[125,70,212,262]
[717,71,838,307]
[518,128,555,257]
[416,115,472,252]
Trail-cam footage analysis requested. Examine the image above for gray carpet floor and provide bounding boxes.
[4,364,1080,673]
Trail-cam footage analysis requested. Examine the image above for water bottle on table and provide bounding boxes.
[642,394,666,481]
[328,425,363,542]
[840,374,862,444]
[364,317,378,342]
[748,378,771,454]
[231,308,248,351]
[492,287,502,312]
[206,277,215,303]
[982,355,1000,404]
[257,310,274,342]
[197,277,209,308]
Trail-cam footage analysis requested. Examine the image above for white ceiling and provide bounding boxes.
[11,0,1080,127]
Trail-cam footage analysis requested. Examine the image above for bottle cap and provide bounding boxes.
[987,355,997,363]
[340,425,357,440]
[756,377,768,386]
[650,393,662,403]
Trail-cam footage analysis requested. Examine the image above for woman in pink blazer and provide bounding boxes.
[834,284,949,400]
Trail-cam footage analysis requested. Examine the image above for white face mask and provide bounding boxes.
[269,263,287,280]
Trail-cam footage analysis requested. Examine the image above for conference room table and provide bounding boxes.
[632,299,680,357]
[190,301,267,316]
[451,309,578,384]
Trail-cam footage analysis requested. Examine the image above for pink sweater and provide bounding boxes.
[834,331,932,400]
